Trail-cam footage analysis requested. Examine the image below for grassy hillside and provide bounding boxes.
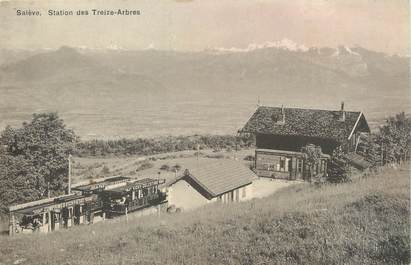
[0,166,409,265]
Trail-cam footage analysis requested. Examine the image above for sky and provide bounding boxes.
[0,0,409,55]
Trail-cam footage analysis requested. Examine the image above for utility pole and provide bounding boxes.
[196,144,200,169]
[68,154,72,195]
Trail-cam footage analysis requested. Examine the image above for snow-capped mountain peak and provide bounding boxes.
[211,38,309,53]
[332,45,360,57]
[107,43,125,51]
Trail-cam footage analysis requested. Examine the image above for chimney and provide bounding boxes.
[340,101,346,122]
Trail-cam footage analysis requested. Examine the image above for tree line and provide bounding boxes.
[0,113,77,214]
[74,134,255,157]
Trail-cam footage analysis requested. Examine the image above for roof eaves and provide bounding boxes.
[213,181,252,197]
[256,132,344,143]
[348,112,363,140]
[186,173,217,198]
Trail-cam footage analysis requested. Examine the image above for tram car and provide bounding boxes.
[101,178,167,217]
[8,176,167,235]
[8,193,101,235]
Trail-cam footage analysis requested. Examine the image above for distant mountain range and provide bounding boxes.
[0,44,409,138]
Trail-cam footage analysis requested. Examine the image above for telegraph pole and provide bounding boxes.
[68,154,72,195]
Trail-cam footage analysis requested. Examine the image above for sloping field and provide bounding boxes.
[71,149,254,183]
[0,166,409,265]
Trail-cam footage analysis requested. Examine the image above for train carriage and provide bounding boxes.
[101,178,167,217]
[8,176,167,235]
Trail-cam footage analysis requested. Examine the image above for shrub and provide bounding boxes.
[327,147,350,183]
[160,164,170,171]
[171,164,181,172]
[205,154,225,159]
[136,162,153,172]
[327,158,350,183]
[101,165,110,175]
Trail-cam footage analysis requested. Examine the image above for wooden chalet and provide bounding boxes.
[240,103,370,180]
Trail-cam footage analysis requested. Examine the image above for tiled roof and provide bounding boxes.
[241,106,369,142]
[183,159,255,198]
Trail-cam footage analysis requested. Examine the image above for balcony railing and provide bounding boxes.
[108,192,167,214]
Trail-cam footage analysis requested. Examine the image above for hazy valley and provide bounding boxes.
[0,44,409,139]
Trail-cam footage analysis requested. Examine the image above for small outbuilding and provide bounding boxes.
[167,159,256,211]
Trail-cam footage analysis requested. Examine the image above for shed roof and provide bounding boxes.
[344,152,372,170]
[241,106,370,142]
[182,159,255,198]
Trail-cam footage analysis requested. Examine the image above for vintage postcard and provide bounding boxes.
[0,1,409,264]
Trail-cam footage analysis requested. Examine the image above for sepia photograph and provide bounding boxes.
[0,0,409,264]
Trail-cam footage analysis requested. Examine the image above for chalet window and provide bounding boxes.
[262,163,275,171]
[279,157,287,172]
[297,159,303,173]
[242,187,246,198]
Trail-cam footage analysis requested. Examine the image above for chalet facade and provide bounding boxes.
[167,159,255,211]
[240,103,370,180]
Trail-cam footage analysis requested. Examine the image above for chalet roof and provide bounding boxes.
[241,106,369,142]
[183,159,255,198]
